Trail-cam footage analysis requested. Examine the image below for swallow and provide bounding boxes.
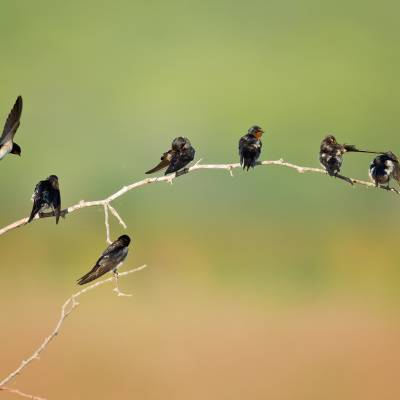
[77,235,131,285]
[319,134,381,185]
[239,125,264,170]
[0,96,23,160]
[369,152,400,189]
[28,175,61,224]
[145,137,195,175]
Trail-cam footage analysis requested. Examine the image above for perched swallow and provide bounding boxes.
[77,235,131,285]
[145,137,195,175]
[28,175,61,224]
[239,125,264,170]
[319,135,380,184]
[0,96,23,160]
[369,152,400,188]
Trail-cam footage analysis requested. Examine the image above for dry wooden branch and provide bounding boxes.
[0,386,46,400]
[0,264,148,397]
[0,159,396,239]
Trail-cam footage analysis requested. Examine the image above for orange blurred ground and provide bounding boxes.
[1,282,399,400]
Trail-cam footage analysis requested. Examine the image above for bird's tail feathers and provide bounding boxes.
[27,205,40,224]
[145,161,168,174]
[77,271,96,285]
[54,207,61,225]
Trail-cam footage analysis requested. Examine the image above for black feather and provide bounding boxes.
[77,235,131,285]
[28,175,61,224]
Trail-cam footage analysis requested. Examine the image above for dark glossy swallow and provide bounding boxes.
[239,125,264,170]
[145,137,195,175]
[28,175,61,224]
[77,235,131,285]
[319,134,381,185]
[0,96,23,160]
[369,151,400,189]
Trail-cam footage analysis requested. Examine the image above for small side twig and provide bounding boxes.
[112,270,132,297]
[103,203,112,244]
[108,204,127,229]
[0,386,46,400]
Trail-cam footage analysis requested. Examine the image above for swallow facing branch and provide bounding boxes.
[28,175,61,224]
[239,125,264,170]
[0,96,23,160]
[77,235,131,285]
[145,137,195,175]
[319,134,381,185]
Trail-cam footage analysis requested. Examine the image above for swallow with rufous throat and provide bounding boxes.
[239,125,264,170]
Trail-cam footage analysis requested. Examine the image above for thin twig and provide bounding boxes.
[112,270,132,297]
[0,386,47,400]
[108,204,127,229]
[0,159,397,238]
[103,203,111,244]
[0,264,147,389]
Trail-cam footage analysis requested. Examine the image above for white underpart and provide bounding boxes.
[0,141,13,160]
[319,153,328,169]
[385,160,395,175]
[368,168,374,181]
[113,262,123,273]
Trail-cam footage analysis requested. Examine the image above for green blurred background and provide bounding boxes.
[1,1,400,399]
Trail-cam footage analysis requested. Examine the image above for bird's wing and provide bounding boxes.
[239,136,248,164]
[238,135,248,151]
[165,147,195,174]
[77,240,128,285]
[77,256,115,285]
[392,161,400,183]
[344,144,382,154]
[0,96,23,145]
[145,150,173,174]
[28,181,46,223]
[51,188,62,224]
[101,237,127,256]
[343,144,358,152]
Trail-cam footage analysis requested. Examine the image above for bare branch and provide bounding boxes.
[0,159,397,238]
[108,204,127,229]
[112,270,133,297]
[0,386,47,400]
[0,264,148,389]
[103,203,112,244]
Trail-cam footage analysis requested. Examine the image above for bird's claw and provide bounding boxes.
[166,175,175,185]
[193,158,203,167]
[113,287,132,297]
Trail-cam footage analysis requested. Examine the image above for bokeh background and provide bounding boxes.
[1,1,400,399]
